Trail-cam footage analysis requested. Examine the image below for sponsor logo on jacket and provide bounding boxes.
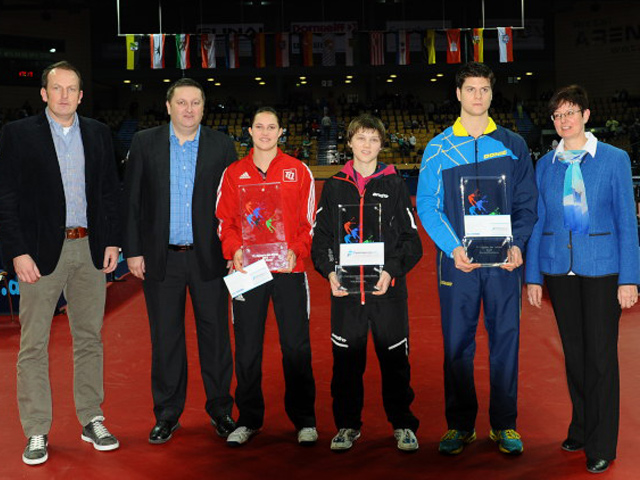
[283,168,297,182]
[372,192,389,198]
[483,150,507,160]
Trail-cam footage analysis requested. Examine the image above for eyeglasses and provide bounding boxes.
[551,109,582,122]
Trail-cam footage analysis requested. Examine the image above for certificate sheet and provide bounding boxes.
[339,242,384,267]
[223,259,273,298]
[463,214,512,237]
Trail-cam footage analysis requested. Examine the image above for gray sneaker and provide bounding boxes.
[227,426,258,447]
[81,416,120,451]
[297,427,318,446]
[330,428,361,451]
[23,435,48,465]
[394,428,419,452]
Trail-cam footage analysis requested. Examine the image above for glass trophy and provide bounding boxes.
[335,203,384,293]
[460,176,512,266]
[239,182,288,271]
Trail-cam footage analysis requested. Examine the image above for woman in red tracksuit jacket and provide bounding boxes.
[216,107,317,447]
[311,114,423,452]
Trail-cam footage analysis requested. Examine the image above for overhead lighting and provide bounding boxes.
[436,73,444,77]
[49,48,56,53]
[346,75,353,79]
[345,80,352,84]
[259,81,266,85]
[123,80,131,84]
[296,83,301,87]
[430,78,437,82]
[525,72,533,76]
[300,76,306,80]
[516,76,522,81]
[301,80,307,85]
[163,79,171,83]
[207,78,215,82]
[255,77,262,81]
[386,79,394,83]
[390,74,397,78]
[214,82,221,86]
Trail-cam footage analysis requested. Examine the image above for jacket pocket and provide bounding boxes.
[540,233,555,260]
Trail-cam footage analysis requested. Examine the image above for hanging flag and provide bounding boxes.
[344,31,354,66]
[175,34,190,69]
[254,32,266,68]
[424,30,436,65]
[226,33,239,69]
[446,29,461,64]
[275,32,290,67]
[150,34,165,69]
[370,31,384,66]
[472,28,484,62]
[201,34,216,68]
[126,35,140,70]
[322,33,336,66]
[302,31,314,67]
[497,27,514,63]
[396,30,410,65]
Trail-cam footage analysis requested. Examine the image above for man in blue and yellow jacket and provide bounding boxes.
[416,62,537,456]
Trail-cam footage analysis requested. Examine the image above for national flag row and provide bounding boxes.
[126,28,515,70]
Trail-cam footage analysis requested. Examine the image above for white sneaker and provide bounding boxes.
[227,426,257,447]
[330,428,361,451]
[297,427,318,445]
[394,428,419,452]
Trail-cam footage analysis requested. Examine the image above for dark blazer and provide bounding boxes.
[122,124,237,281]
[0,112,121,276]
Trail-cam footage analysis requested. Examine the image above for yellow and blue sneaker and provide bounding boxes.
[490,429,523,455]
[438,429,476,455]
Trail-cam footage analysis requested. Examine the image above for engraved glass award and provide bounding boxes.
[239,182,288,271]
[460,176,512,266]
[335,203,384,293]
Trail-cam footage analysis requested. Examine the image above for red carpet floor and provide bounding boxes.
[1,218,640,479]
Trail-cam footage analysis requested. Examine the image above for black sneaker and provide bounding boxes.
[23,435,48,465]
[211,414,236,438]
[81,416,120,451]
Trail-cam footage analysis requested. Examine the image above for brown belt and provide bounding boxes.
[65,227,88,239]
[168,244,194,251]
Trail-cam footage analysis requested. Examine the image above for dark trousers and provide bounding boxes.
[142,250,234,422]
[232,273,316,430]
[438,253,521,431]
[545,274,621,461]
[330,296,419,432]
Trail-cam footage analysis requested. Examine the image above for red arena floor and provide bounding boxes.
[1,195,639,479]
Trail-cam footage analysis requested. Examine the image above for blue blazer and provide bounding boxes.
[525,142,639,285]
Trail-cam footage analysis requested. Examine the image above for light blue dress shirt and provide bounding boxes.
[46,108,88,228]
[169,123,200,245]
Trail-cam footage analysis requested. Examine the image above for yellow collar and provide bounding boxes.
[452,117,497,137]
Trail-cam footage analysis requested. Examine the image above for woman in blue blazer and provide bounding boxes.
[525,85,639,474]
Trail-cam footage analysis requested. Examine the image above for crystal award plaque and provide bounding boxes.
[335,203,384,293]
[460,176,512,266]
[239,182,288,271]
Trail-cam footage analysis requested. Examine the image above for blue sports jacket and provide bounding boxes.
[416,118,537,257]
[525,141,639,285]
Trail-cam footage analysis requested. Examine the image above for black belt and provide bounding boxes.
[168,244,193,251]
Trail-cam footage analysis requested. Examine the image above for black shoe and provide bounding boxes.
[149,420,180,444]
[211,415,236,438]
[586,458,610,474]
[561,438,584,452]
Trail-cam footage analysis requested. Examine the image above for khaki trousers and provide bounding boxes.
[17,237,106,437]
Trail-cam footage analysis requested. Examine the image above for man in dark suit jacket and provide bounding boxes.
[0,61,121,466]
[123,78,237,444]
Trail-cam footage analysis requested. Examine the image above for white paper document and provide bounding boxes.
[339,242,384,267]
[223,259,273,298]
[464,214,512,237]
